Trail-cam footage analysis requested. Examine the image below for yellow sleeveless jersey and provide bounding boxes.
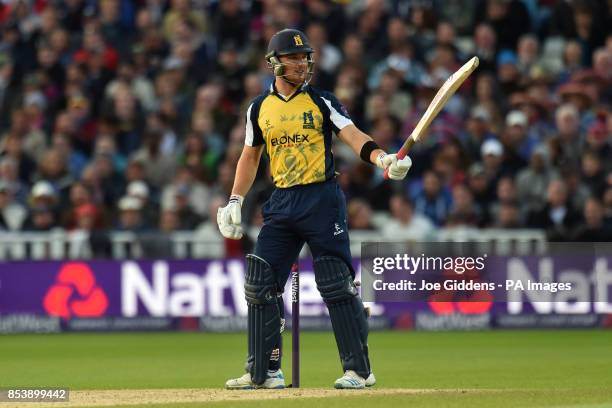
[245,83,353,188]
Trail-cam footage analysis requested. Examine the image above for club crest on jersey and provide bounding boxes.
[303,111,315,129]
[294,35,303,46]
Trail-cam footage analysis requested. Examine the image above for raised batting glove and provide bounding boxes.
[376,153,412,180]
[217,194,244,240]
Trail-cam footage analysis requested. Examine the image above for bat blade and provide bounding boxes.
[384,56,479,179]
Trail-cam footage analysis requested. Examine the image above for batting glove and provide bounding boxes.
[375,153,412,180]
[217,194,244,240]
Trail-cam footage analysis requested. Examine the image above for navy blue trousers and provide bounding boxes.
[254,178,353,291]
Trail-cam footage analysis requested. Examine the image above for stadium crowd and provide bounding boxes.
[0,0,611,257]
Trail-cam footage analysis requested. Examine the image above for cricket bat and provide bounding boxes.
[384,56,479,179]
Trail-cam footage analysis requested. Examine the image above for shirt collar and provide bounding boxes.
[269,81,309,96]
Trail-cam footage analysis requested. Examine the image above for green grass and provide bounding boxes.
[77,390,612,408]
[1,330,611,407]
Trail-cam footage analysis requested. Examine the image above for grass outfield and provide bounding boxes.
[0,330,611,407]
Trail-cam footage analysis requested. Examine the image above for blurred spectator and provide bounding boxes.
[473,73,504,133]
[467,162,494,213]
[370,115,400,153]
[436,2,476,36]
[67,203,111,258]
[195,195,226,246]
[62,181,98,229]
[105,60,156,113]
[212,43,248,105]
[22,204,59,231]
[116,195,146,231]
[65,94,98,155]
[6,108,46,162]
[516,34,540,76]
[581,150,606,198]
[51,132,88,179]
[341,34,367,72]
[475,0,531,50]
[88,152,124,208]
[515,144,559,213]
[473,23,497,73]
[559,40,584,82]
[526,179,581,241]
[376,70,412,122]
[99,0,132,55]
[408,4,437,54]
[126,180,158,228]
[30,180,59,210]
[302,0,346,46]
[381,194,435,241]
[446,184,482,227]
[549,0,608,65]
[35,147,74,203]
[174,187,204,230]
[141,208,181,259]
[501,110,538,162]
[0,156,28,204]
[411,170,452,226]
[573,198,612,241]
[178,130,221,184]
[347,198,376,230]
[461,105,496,161]
[213,0,248,51]
[0,179,26,230]
[93,134,126,173]
[481,138,505,192]
[24,180,62,231]
[0,132,37,183]
[305,21,341,89]
[560,166,592,214]
[160,208,180,233]
[492,202,523,229]
[162,0,208,43]
[496,49,521,94]
[488,176,519,226]
[549,103,583,170]
[102,83,146,155]
[431,141,468,188]
[131,129,176,188]
[368,42,425,90]
[584,113,611,167]
[161,166,209,218]
[593,48,612,90]
[604,185,612,226]
[354,0,389,62]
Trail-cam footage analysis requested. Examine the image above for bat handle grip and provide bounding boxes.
[383,146,409,180]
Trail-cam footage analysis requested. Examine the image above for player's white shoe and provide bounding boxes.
[334,370,366,389]
[365,372,376,387]
[262,370,285,389]
[225,370,286,390]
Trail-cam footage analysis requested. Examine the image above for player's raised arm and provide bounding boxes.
[337,124,413,180]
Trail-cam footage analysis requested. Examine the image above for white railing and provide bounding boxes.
[0,228,547,260]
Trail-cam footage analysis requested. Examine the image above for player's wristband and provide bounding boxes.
[360,141,380,164]
[229,194,244,206]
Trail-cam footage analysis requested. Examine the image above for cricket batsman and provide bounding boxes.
[217,28,412,389]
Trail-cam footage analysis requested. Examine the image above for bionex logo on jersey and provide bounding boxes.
[270,133,310,147]
[43,262,109,319]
